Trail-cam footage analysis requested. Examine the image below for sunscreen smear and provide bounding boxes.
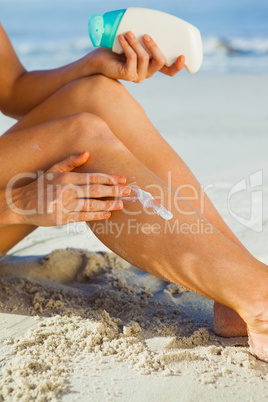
[129,185,173,221]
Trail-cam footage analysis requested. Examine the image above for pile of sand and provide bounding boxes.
[0,249,268,401]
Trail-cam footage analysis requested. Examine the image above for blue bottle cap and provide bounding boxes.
[88,14,104,47]
[88,9,126,49]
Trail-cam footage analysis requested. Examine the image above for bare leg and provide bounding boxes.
[1,112,268,361]
[7,74,248,335]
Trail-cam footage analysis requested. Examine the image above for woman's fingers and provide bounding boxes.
[68,211,111,222]
[50,193,124,225]
[124,31,150,82]
[79,184,131,198]
[66,198,124,223]
[49,152,90,173]
[118,34,138,81]
[160,55,185,76]
[118,31,185,82]
[118,31,185,81]
[80,199,123,212]
[142,34,167,76]
[66,198,123,213]
[60,172,126,186]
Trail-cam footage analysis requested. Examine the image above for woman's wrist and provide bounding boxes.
[54,52,98,88]
[80,50,100,77]
[64,48,109,81]
[73,50,99,79]
[0,188,23,225]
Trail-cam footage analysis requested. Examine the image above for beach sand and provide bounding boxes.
[0,74,268,401]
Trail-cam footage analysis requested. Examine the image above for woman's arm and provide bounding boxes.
[0,21,185,119]
[0,23,94,119]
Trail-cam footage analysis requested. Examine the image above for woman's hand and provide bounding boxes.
[88,32,185,83]
[6,152,130,226]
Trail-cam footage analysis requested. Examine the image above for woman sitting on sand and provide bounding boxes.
[0,22,267,362]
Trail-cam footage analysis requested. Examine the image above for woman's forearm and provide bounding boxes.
[2,53,96,119]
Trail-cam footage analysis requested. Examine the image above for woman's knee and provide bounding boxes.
[66,112,126,151]
[79,74,124,95]
[69,74,133,112]
[89,75,136,109]
[85,73,123,91]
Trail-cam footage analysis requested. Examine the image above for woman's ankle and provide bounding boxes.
[238,297,268,333]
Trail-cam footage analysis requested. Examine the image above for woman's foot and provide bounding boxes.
[213,302,248,337]
[247,317,268,362]
[214,301,268,362]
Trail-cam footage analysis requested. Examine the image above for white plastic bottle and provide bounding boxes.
[88,8,203,73]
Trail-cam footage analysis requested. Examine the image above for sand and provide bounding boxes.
[1,248,268,402]
[1,74,268,401]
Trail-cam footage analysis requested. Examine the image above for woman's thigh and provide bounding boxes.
[5,74,121,134]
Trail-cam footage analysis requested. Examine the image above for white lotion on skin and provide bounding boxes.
[128,185,173,221]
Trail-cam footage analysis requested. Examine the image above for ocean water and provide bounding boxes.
[1,0,268,74]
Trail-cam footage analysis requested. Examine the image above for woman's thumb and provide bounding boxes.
[48,151,90,173]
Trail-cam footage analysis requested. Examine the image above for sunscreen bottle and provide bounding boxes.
[88,8,203,73]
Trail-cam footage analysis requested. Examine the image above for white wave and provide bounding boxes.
[14,35,268,74]
[15,35,268,58]
[203,36,268,55]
